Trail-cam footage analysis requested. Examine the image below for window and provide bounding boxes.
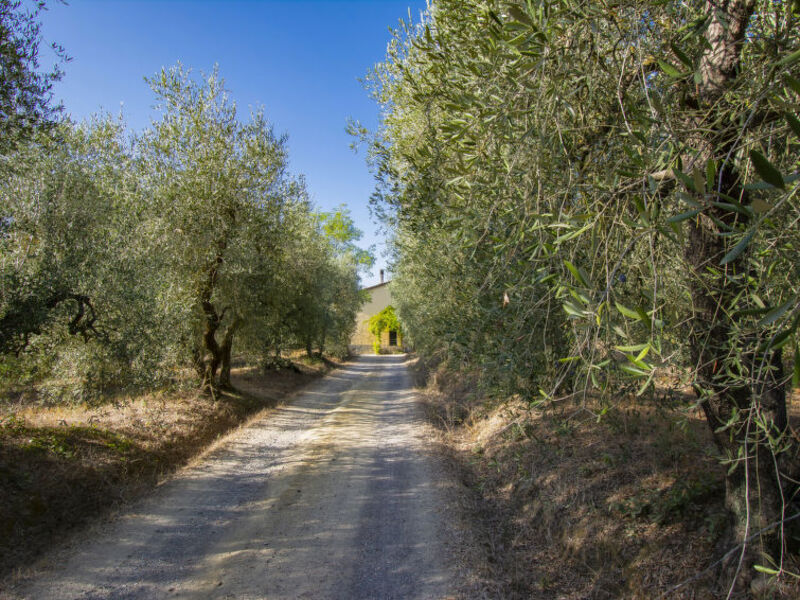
[389,330,398,346]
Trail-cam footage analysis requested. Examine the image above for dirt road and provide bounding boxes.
[5,355,462,600]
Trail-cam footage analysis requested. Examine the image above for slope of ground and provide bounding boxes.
[0,357,333,581]
[412,357,800,599]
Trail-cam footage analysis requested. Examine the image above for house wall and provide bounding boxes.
[350,282,393,353]
[380,329,402,350]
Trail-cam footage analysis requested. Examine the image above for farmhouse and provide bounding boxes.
[350,270,401,354]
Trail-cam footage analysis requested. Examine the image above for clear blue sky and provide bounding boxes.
[40,0,427,287]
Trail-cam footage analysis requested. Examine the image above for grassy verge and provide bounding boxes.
[0,357,335,579]
[412,358,800,599]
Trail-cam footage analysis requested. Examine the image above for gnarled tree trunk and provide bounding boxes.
[218,317,241,390]
[196,297,223,392]
[195,242,227,393]
[684,0,795,591]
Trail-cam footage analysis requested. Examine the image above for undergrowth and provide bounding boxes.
[412,357,800,599]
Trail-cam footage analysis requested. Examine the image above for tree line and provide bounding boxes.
[0,6,369,399]
[361,0,800,591]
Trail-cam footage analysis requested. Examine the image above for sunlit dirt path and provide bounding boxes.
[4,355,461,600]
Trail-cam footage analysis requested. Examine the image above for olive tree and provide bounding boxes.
[141,64,294,391]
[0,116,179,399]
[283,209,370,358]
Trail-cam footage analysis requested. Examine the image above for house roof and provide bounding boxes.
[361,280,390,292]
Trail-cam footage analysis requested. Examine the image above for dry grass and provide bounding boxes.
[0,358,335,579]
[413,358,800,599]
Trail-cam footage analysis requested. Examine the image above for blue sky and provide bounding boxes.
[40,0,427,287]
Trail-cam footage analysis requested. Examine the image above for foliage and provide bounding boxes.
[363,0,800,589]
[368,305,401,353]
[0,63,369,400]
[281,208,370,359]
[0,0,67,156]
[0,118,168,400]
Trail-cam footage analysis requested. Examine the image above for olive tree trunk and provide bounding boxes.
[218,317,241,390]
[194,244,228,393]
[684,0,795,590]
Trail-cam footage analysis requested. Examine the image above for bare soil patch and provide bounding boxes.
[412,357,800,599]
[0,357,334,580]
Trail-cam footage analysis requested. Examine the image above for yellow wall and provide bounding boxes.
[380,329,403,350]
[350,282,398,353]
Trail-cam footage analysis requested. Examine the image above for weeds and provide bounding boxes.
[417,359,745,598]
[610,478,728,542]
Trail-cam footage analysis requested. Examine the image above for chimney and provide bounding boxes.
[380,269,385,284]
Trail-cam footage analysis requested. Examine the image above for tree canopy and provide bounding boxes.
[0,63,370,399]
[0,0,67,156]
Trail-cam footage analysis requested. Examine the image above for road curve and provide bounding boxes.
[4,355,459,600]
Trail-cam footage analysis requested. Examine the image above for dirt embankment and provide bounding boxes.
[0,358,334,580]
[411,357,800,600]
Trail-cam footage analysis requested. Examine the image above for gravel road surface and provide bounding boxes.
[4,355,461,600]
